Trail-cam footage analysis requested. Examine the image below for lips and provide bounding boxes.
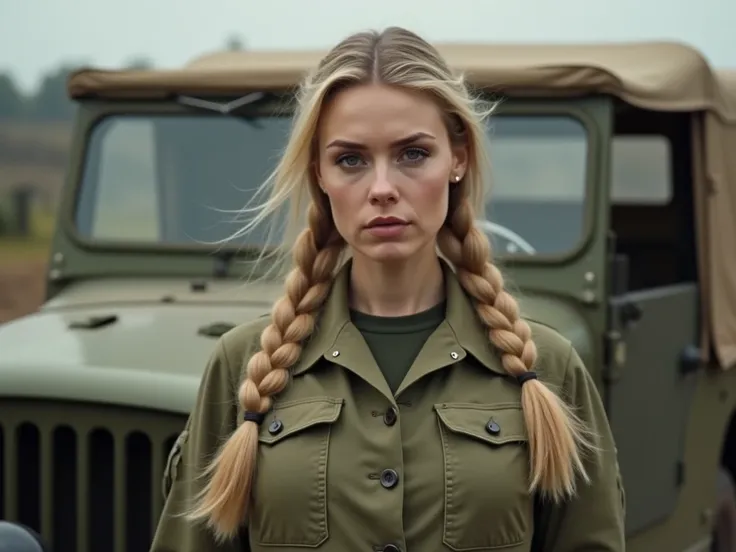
[366,216,408,228]
[364,216,410,239]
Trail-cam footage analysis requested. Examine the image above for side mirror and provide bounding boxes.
[0,521,47,552]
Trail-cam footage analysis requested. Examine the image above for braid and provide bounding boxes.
[189,202,345,541]
[438,199,594,502]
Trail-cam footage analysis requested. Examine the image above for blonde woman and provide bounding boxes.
[151,26,625,552]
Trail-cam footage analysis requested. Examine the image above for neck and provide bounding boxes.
[349,252,445,317]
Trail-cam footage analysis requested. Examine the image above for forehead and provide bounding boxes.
[318,83,447,144]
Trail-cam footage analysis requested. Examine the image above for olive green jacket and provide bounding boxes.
[151,261,625,552]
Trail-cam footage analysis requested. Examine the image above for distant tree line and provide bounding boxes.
[0,33,246,122]
[0,58,151,122]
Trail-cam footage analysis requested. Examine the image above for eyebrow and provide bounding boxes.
[325,132,436,150]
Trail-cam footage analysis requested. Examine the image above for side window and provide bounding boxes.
[484,115,588,256]
[611,135,673,205]
[81,118,160,241]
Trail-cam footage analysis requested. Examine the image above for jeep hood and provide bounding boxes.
[0,278,594,414]
[0,277,283,414]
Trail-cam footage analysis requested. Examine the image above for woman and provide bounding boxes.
[151,26,625,552]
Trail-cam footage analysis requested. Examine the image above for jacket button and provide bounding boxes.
[486,420,500,435]
[380,469,399,489]
[268,420,283,435]
[381,545,401,552]
[383,407,398,426]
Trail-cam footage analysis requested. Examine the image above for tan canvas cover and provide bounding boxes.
[66,41,736,368]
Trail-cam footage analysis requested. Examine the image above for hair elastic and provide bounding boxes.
[243,411,265,425]
[516,371,538,386]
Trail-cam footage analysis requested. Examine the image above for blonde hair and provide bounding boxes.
[189,26,595,541]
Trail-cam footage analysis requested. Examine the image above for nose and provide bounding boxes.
[367,167,399,205]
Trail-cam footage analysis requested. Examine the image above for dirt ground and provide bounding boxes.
[0,260,47,324]
[0,122,69,325]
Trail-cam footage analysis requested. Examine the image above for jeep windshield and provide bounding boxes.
[73,111,589,257]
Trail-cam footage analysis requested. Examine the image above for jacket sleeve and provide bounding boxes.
[532,344,626,552]
[149,337,248,552]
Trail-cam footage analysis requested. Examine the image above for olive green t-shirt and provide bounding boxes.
[350,301,446,394]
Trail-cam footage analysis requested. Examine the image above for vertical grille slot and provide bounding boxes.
[0,425,4,520]
[126,431,152,552]
[17,423,41,532]
[53,426,78,552]
[0,400,187,552]
[89,428,115,551]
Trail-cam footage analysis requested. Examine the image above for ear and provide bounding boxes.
[450,143,469,182]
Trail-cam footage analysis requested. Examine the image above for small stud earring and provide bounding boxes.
[454,175,461,182]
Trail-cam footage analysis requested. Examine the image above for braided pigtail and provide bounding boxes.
[438,198,595,502]
[189,202,345,541]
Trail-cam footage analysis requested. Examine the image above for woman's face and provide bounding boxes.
[315,83,467,265]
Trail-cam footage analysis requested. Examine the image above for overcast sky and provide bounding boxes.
[0,0,732,94]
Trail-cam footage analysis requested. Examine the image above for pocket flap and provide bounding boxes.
[434,402,528,445]
[258,396,344,445]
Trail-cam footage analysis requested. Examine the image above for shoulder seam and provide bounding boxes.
[524,315,560,333]
[216,337,237,397]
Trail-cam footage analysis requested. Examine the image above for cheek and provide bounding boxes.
[410,168,450,227]
[323,184,360,234]
[318,161,355,228]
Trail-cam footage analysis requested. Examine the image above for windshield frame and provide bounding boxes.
[60,95,599,266]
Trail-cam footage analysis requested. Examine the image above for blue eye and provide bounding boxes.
[402,148,429,163]
[336,154,363,168]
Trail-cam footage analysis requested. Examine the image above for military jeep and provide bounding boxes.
[1,41,736,552]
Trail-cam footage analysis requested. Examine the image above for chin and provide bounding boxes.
[354,242,422,264]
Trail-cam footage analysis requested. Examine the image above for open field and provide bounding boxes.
[0,120,64,324]
[0,213,53,324]
[0,259,47,324]
[0,121,72,160]
[0,121,72,209]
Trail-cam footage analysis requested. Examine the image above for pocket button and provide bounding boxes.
[486,419,501,435]
[380,469,399,489]
[268,419,283,435]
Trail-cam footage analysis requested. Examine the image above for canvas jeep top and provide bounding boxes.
[1,39,735,552]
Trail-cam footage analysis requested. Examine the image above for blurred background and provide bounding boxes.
[0,0,732,324]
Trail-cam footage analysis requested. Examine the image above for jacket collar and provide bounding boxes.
[291,257,506,385]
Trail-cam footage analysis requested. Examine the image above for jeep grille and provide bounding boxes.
[0,399,187,552]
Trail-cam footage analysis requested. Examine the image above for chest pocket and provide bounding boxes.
[435,402,532,551]
[249,396,344,547]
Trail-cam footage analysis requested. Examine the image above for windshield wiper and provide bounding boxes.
[177,91,270,114]
[176,92,279,128]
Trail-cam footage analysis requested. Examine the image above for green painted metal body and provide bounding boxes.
[0,79,733,552]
